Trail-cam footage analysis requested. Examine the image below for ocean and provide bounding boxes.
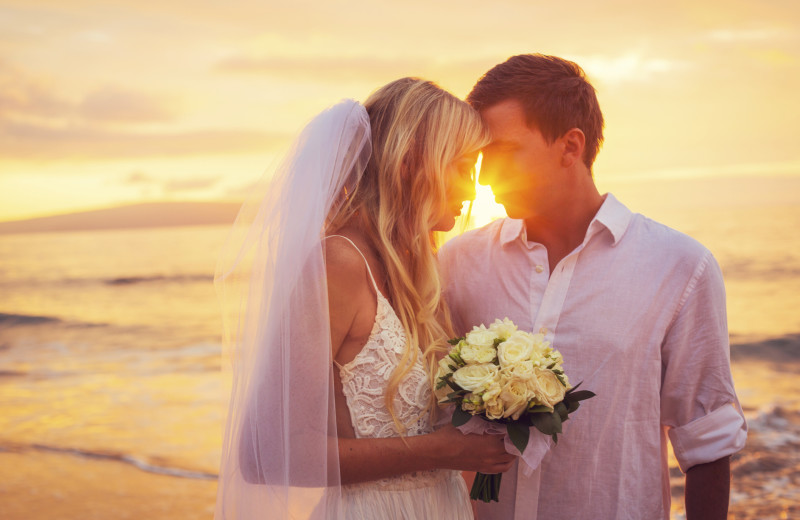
[1,200,799,519]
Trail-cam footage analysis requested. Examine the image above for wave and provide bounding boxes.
[0,312,61,327]
[0,312,108,330]
[731,333,800,363]
[1,443,217,481]
[104,274,212,286]
[0,273,212,289]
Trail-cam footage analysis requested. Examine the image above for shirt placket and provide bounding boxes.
[513,243,582,520]
[531,249,581,345]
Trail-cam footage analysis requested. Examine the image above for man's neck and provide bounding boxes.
[523,181,604,271]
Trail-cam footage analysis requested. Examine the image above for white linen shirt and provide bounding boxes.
[439,194,747,520]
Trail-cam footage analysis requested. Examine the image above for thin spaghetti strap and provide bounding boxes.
[324,235,381,294]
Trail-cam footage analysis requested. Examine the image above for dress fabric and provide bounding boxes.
[330,235,473,520]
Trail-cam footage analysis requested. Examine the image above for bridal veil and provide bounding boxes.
[215,100,371,519]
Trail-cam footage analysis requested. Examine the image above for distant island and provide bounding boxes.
[0,202,243,234]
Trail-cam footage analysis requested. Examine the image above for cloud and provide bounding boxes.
[0,119,289,160]
[117,170,219,194]
[213,53,501,94]
[79,86,176,122]
[707,28,792,42]
[0,60,71,118]
[575,52,689,86]
[123,171,155,184]
[163,176,220,193]
[215,54,438,83]
[0,62,177,123]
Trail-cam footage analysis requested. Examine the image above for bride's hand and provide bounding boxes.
[429,424,517,474]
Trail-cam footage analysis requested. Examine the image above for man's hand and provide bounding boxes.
[685,456,731,520]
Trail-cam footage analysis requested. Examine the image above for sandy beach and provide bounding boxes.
[0,449,217,520]
[3,351,799,520]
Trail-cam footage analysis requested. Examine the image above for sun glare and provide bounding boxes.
[467,153,507,229]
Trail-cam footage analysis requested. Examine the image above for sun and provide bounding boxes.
[466,153,507,230]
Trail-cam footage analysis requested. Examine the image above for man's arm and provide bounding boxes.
[685,456,730,520]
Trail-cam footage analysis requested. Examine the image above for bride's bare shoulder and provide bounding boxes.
[323,234,370,295]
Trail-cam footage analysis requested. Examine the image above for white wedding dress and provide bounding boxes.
[331,236,473,520]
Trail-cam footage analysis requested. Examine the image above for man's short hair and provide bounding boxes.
[468,54,605,169]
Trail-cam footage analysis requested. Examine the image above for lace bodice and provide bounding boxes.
[329,236,434,439]
[338,291,433,438]
[326,237,472,519]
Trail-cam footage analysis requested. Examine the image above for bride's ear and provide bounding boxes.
[560,128,585,168]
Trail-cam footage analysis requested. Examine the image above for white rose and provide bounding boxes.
[500,377,531,420]
[531,367,567,409]
[483,393,505,420]
[497,331,535,367]
[465,326,498,348]
[503,360,535,380]
[452,363,500,393]
[488,317,517,340]
[460,342,497,364]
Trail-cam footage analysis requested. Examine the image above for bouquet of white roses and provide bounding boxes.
[436,318,594,503]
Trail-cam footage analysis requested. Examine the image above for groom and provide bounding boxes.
[439,54,747,519]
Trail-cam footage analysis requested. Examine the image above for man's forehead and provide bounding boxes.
[480,100,538,144]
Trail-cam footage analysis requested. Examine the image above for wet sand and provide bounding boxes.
[0,448,217,520]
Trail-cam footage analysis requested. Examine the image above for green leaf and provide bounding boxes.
[435,378,447,390]
[566,401,581,414]
[447,337,464,345]
[451,404,472,427]
[554,401,569,422]
[530,412,556,435]
[552,408,563,433]
[565,390,595,402]
[506,422,530,454]
[530,410,563,436]
[528,404,551,414]
[565,381,583,395]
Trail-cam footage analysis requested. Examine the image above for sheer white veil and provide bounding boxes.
[214,100,371,519]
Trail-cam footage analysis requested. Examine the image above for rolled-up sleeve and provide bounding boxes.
[660,251,747,472]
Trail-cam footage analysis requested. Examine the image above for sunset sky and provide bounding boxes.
[1,0,799,222]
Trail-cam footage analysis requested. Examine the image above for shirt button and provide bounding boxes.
[539,327,548,334]
[535,265,544,273]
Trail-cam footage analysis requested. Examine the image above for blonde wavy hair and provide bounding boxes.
[328,78,490,431]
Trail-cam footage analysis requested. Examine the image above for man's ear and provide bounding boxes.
[560,128,585,168]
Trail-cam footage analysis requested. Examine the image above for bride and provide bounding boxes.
[215,78,515,520]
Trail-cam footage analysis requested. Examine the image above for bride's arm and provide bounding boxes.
[326,241,515,485]
[337,425,515,485]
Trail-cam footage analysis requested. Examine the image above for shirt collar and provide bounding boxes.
[591,193,633,246]
[498,193,633,247]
